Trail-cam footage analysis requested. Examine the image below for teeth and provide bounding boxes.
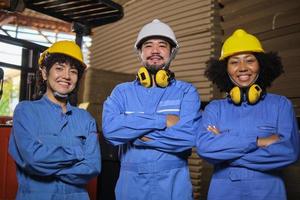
[59,82,69,86]
[238,75,250,81]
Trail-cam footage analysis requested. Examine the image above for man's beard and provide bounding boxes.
[145,63,165,74]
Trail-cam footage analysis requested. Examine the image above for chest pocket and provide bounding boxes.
[256,124,277,137]
[241,122,277,138]
[156,99,181,115]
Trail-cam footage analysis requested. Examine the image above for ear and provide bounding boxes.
[138,49,143,57]
[136,50,143,63]
[40,66,47,81]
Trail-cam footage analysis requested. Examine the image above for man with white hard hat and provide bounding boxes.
[102,19,201,199]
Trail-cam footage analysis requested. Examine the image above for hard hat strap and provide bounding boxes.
[228,73,259,88]
[162,47,178,70]
[53,91,68,99]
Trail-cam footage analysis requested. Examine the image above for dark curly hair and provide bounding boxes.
[204,52,284,92]
[33,53,85,104]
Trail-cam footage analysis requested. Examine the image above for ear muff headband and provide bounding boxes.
[229,84,262,105]
[137,67,173,88]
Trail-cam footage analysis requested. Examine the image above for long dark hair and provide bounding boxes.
[204,52,284,92]
[33,53,85,105]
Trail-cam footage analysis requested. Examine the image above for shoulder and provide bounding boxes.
[115,81,135,89]
[172,80,197,93]
[71,106,95,120]
[15,99,40,112]
[204,98,228,112]
[264,93,292,107]
[15,100,31,108]
[13,99,43,120]
[69,106,97,127]
[111,81,136,93]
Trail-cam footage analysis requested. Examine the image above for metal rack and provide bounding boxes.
[24,0,124,46]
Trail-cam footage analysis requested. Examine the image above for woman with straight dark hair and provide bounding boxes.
[9,41,101,200]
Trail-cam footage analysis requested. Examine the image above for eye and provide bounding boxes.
[246,59,256,64]
[54,64,64,71]
[143,43,153,48]
[70,69,78,75]
[228,60,238,65]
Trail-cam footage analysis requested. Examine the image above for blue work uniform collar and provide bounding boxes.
[226,93,267,105]
[42,95,73,115]
[134,78,176,87]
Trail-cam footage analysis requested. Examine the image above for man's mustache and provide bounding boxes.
[147,55,163,60]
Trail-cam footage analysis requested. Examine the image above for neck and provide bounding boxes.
[46,91,68,112]
[151,74,156,87]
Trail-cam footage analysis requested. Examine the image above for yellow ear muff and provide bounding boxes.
[229,86,242,105]
[247,84,262,104]
[137,67,152,88]
[229,84,263,105]
[137,67,173,88]
[155,69,169,88]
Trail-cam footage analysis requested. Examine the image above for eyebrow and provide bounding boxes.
[143,40,168,46]
[230,54,255,60]
[55,62,78,69]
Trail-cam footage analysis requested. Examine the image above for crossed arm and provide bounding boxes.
[102,84,201,152]
[9,103,101,185]
[196,99,299,170]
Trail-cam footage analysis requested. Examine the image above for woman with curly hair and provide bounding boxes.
[196,29,299,200]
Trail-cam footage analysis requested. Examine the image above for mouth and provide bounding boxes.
[148,55,163,60]
[237,74,252,82]
[147,56,164,66]
[58,81,72,88]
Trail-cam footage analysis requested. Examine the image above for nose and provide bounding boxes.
[62,68,71,79]
[151,45,159,54]
[238,60,248,72]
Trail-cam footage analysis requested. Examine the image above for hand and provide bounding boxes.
[257,134,280,147]
[207,125,220,135]
[166,115,180,128]
[139,136,151,142]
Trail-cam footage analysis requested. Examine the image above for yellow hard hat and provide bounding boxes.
[219,29,264,60]
[38,40,86,68]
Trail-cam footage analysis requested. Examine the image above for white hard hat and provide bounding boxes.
[134,19,179,50]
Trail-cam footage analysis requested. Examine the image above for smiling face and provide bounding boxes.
[140,38,171,71]
[41,62,78,103]
[227,53,260,88]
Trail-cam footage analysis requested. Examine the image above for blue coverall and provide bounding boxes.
[102,79,201,200]
[196,93,299,200]
[9,96,101,200]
